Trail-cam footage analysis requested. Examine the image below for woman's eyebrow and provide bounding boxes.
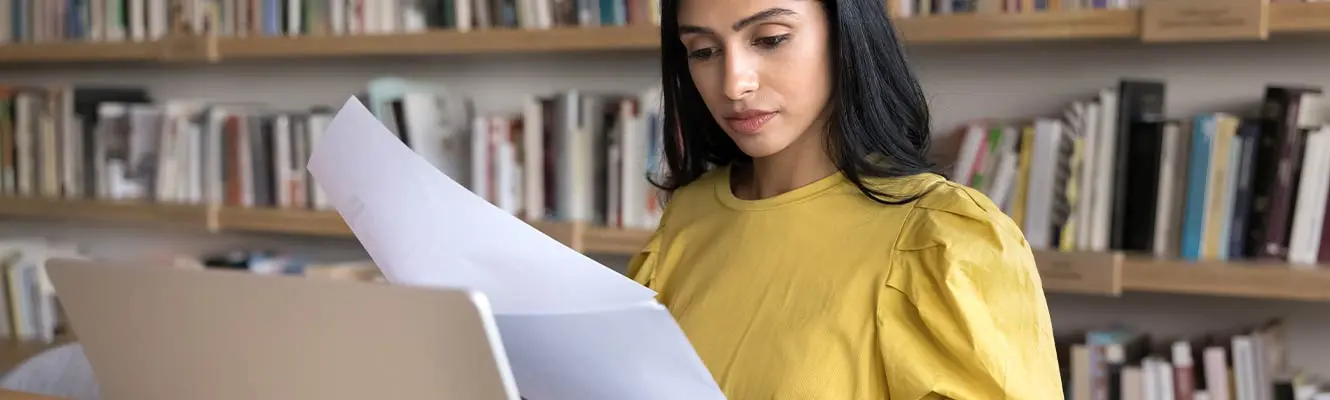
[678,7,797,35]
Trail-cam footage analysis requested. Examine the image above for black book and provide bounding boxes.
[1110,79,1168,252]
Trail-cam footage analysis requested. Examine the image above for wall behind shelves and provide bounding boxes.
[3,37,1330,374]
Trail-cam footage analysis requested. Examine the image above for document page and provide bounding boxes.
[306,97,725,400]
[306,97,656,316]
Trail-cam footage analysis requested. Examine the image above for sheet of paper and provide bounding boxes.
[306,97,658,316]
[496,302,725,400]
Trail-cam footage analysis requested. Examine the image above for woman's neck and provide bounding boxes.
[733,132,838,201]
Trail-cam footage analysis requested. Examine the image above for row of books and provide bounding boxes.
[891,0,1320,18]
[0,239,76,344]
[953,80,1330,267]
[471,89,665,229]
[1058,320,1328,400]
[892,0,1139,18]
[0,77,665,229]
[0,0,662,46]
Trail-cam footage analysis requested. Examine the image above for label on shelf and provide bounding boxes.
[1142,0,1269,42]
[157,35,220,63]
[1034,251,1123,296]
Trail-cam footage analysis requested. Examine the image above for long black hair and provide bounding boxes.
[653,0,937,204]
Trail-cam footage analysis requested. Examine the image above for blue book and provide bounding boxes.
[1228,120,1262,259]
[1180,115,1215,261]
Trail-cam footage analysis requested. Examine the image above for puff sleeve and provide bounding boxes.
[877,197,1063,400]
[627,228,662,289]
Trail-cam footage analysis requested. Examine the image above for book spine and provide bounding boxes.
[1260,92,1319,259]
[1109,80,1166,251]
[1228,119,1260,260]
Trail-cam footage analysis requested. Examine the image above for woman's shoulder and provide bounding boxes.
[892,177,1025,253]
[883,177,1038,294]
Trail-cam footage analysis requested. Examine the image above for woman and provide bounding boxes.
[629,0,1063,398]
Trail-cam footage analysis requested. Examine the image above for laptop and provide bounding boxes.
[44,259,521,400]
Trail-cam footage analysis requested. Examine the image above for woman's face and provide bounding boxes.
[677,0,834,159]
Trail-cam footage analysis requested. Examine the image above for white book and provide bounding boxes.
[1153,122,1181,256]
[1233,337,1256,400]
[330,0,346,35]
[129,0,146,41]
[1155,358,1175,400]
[1288,127,1330,266]
[619,100,646,228]
[288,0,304,35]
[1218,134,1243,259]
[201,109,223,205]
[471,116,491,201]
[274,115,293,207]
[1091,88,1118,252]
[952,124,986,186]
[455,0,473,32]
[1024,119,1063,250]
[522,96,546,221]
[473,0,491,28]
[1142,358,1159,400]
[1121,366,1143,400]
[380,0,399,33]
[1077,100,1101,251]
[307,112,334,209]
[1204,346,1230,400]
[984,125,1020,196]
[148,0,167,39]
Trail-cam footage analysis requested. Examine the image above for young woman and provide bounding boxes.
[629,0,1063,398]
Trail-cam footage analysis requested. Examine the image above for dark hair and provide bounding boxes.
[652,0,937,204]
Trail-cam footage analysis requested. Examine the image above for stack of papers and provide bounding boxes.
[306,98,725,400]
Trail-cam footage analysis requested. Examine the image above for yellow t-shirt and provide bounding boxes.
[629,166,1062,399]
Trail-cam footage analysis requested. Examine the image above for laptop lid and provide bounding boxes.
[45,259,520,400]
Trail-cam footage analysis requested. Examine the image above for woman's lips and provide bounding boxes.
[725,111,777,134]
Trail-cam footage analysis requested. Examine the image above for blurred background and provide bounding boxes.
[2,0,1330,399]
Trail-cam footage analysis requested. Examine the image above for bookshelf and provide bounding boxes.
[4,2,1330,64]
[0,196,210,232]
[4,197,1330,303]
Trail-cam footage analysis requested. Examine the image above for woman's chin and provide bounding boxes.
[731,138,791,159]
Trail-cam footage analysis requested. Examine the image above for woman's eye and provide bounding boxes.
[753,34,790,49]
[688,48,717,61]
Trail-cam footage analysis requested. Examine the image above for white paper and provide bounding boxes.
[496,302,723,400]
[306,97,657,316]
[306,97,725,400]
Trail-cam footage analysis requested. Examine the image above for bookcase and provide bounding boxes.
[3,0,1330,396]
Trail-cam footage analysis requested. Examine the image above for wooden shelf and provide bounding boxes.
[210,206,583,248]
[6,3,1330,64]
[0,40,160,64]
[0,196,209,231]
[219,25,660,60]
[1121,257,1330,303]
[0,25,661,64]
[213,207,352,236]
[896,9,1140,44]
[1268,1,1330,33]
